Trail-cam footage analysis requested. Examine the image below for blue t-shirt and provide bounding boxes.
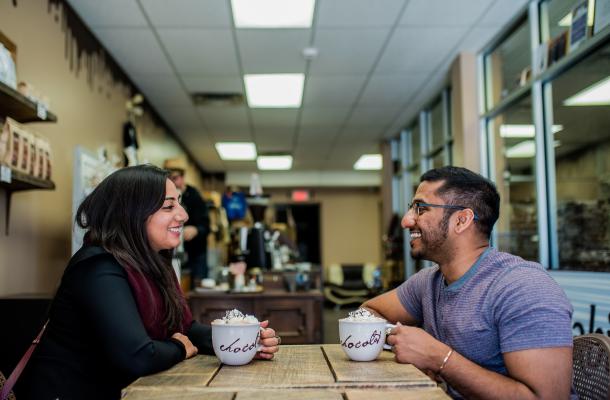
[396,247,575,399]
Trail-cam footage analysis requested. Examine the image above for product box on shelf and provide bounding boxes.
[0,31,17,89]
[0,117,52,179]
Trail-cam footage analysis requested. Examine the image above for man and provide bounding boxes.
[363,166,575,399]
[164,159,210,289]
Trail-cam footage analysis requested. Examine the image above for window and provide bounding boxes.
[484,19,531,110]
[430,98,444,151]
[547,40,610,271]
[489,95,539,261]
[540,0,595,42]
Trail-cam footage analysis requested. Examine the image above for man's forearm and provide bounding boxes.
[439,351,560,400]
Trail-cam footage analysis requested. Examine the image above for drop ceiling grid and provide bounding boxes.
[131,74,193,106]
[65,0,529,172]
[312,0,411,169]
[139,0,233,28]
[92,28,174,75]
[157,28,240,75]
[236,29,310,73]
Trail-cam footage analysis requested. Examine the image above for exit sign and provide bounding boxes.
[291,190,310,202]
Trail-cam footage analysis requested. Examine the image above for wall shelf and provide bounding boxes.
[0,81,57,123]
[1,165,56,234]
[0,78,58,235]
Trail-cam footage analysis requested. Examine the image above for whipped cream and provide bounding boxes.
[343,308,385,322]
[212,309,259,325]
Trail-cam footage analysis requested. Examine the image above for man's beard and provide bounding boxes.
[411,213,450,262]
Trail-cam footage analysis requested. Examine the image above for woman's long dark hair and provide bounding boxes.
[76,164,185,333]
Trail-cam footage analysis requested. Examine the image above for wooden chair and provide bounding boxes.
[572,333,610,400]
[0,370,17,400]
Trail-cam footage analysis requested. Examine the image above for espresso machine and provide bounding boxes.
[244,195,271,270]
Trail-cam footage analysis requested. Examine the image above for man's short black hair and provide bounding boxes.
[420,166,500,238]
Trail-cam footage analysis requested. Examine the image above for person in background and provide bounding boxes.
[18,165,280,400]
[164,158,210,289]
[362,166,575,400]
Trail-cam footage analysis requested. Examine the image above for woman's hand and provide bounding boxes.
[171,332,198,359]
[255,320,280,360]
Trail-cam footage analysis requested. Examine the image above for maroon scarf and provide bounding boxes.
[124,268,193,340]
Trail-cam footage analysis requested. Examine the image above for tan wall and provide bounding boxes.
[266,188,382,269]
[0,1,201,295]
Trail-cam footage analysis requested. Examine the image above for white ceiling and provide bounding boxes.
[67,0,528,173]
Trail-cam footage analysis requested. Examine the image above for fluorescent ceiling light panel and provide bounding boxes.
[257,155,293,170]
[215,142,257,160]
[244,74,304,108]
[563,76,610,106]
[506,140,535,158]
[354,154,382,170]
[231,0,315,28]
[499,124,563,138]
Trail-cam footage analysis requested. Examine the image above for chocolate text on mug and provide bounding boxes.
[340,329,382,349]
[219,331,260,353]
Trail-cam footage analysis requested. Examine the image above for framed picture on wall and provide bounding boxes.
[71,146,117,254]
[569,1,589,51]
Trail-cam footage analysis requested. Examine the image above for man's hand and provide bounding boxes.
[386,322,450,373]
[183,226,198,241]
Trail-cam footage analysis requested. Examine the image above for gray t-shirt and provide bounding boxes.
[396,247,575,399]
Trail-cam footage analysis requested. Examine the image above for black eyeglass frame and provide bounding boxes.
[407,202,479,221]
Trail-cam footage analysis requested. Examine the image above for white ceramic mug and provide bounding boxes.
[383,323,397,350]
[339,318,395,361]
[212,322,262,366]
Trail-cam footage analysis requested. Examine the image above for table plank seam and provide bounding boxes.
[321,345,340,383]
[208,362,224,386]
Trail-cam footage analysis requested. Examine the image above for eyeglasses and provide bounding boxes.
[407,202,479,221]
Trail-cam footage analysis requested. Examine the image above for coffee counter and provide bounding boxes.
[188,289,324,344]
[123,344,450,399]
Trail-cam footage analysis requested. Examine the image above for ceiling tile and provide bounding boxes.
[182,76,243,93]
[93,28,174,75]
[158,106,202,130]
[221,161,257,172]
[317,0,406,28]
[376,27,466,73]
[140,0,231,28]
[255,127,295,152]
[300,107,351,126]
[297,126,342,145]
[197,106,249,127]
[237,30,309,73]
[342,125,386,139]
[68,0,147,27]
[479,0,529,27]
[303,75,365,106]
[400,0,492,26]
[251,109,299,126]
[346,105,402,126]
[207,128,253,142]
[359,73,426,105]
[459,26,500,53]
[309,28,389,74]
[132,74,192,106]
[158,28,239,75]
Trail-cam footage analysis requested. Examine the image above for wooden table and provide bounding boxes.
[189,289,324,344]
[123,345,450,399]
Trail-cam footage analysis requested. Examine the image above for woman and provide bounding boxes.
[18,165,280,399]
